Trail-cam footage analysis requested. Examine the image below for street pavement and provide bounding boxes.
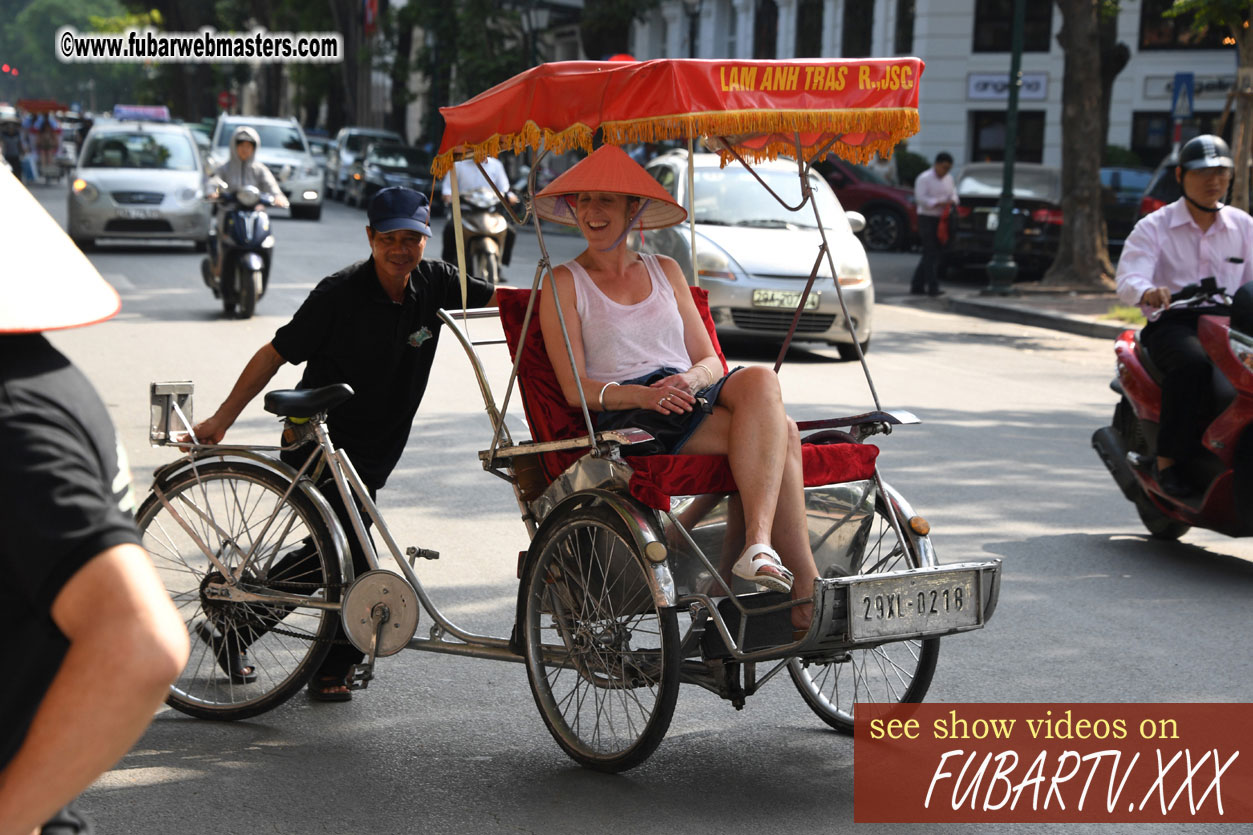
[18,183,1253,835]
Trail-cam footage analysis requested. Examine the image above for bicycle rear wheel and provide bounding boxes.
[522,504,680,772]
[788,494,939,733]
[137,461,341,720]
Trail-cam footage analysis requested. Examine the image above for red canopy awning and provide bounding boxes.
[17,99,69,115]
[434,58,923,179]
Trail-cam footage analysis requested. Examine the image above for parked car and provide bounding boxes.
[66,118,210,251]
[949,162,1063,276]
[815,156,917,251]
[306,135,331,176]
[1100,165,1153,255]
[325,126,403,200]
[1135,152,1180,220]
[637,150,873,360]
[209,115,323,220]
[344,142,433,208]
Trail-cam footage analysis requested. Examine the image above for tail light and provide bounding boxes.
[955,205,972,218]
[1031,207,1064,225]
[1139,195,1166,218]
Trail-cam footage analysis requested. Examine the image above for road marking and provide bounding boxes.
[104,273,134,290]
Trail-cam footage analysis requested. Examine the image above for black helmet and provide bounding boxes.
[1178,135,1233,171]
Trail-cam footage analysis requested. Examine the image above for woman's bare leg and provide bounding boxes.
[683,368,817,625]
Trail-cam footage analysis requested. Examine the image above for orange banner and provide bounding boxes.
[855,703,1253,823]
[434,58,923,179]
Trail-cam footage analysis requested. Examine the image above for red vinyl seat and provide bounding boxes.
[495,285,878,510]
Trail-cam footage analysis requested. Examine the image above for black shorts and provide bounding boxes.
[595,365,740,455]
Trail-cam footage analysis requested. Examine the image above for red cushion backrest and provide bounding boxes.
[496,283,729,447]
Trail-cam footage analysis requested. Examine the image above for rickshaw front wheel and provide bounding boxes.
[787,494,940,733]
[521,504,680,772]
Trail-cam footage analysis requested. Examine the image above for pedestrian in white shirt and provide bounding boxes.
[1115,134,1253,498]
[910,152,957,296]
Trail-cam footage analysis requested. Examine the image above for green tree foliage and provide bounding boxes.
[579,0,660,60]
[413,0,529,142]
[1165,0,1253,210]
[2,0,145,106]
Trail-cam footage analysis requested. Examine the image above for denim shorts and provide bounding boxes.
[595,365,740,455]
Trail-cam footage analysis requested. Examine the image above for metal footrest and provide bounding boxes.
[697,561,1001,662]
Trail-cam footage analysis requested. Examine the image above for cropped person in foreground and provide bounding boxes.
[0,170,188,835]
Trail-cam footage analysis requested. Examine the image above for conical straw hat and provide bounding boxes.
[534,144,686,230]
[0,170,120,333]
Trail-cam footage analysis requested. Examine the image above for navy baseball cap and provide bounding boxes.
[368,187,432,236]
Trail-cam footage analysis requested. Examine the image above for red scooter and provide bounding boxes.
[1093,279,1253,540]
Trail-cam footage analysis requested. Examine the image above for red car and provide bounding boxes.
[816,157,918,251]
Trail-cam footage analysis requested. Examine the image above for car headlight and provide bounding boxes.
[694,240,746,281]
[836,262,872,286]
[71,178,99,203]
[178,187,203,203]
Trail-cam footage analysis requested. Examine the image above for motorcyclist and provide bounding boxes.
[439,155,518,268]
[1115,134,1253,497]
[206,126,289,279]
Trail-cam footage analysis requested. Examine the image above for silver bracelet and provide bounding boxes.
[691,364,714,388]
[598,381,620,411]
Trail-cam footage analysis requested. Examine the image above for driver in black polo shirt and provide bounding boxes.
[192,187,496,701]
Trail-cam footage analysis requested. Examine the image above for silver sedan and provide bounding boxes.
[66,122,210,251]
[639,151,873,359]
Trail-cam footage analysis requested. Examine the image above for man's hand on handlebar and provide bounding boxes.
[1140,287,1171,309]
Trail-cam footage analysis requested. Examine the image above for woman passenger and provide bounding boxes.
[533,145,818,632]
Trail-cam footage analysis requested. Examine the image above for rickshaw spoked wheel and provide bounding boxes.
[521,503,680,772]
[787,493,939,733]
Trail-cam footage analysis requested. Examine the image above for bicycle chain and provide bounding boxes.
[225,578,354,646]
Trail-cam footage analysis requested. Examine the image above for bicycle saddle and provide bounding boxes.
[263,383,354,418]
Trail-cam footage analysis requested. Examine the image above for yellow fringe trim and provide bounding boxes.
[432,121,596,180]
[432,108,918,178]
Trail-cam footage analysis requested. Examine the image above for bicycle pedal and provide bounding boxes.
[405,546,439,565]
[347,663,374,691]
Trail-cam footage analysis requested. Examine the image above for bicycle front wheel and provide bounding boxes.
[137,461,341,720]
[788,494,940,733]
[522,505,680,772]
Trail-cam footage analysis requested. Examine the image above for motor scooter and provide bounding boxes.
[1092,279,1253,540]
[455,186,512,284]
[200,185,275,319]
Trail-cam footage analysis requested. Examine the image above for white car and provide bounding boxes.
[209,115,323,220]
[639,150,873,360]
[66,119,210,251]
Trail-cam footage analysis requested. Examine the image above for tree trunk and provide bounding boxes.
[1045,0,1114,289]
[1097,10,1130,159]
[1230,31,1253,212]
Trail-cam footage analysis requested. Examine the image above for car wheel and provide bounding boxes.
[836,339,870,361]
[862,208,906,251]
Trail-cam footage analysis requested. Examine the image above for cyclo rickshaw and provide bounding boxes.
[141,58,1001,772]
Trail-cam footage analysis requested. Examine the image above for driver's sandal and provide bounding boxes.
[194,620,257,684]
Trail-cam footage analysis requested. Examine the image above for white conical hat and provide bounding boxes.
[0,169,120,333]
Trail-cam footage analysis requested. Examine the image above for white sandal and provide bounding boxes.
[731,543,794,593]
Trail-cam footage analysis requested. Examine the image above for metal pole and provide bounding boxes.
[984,0,1025,296]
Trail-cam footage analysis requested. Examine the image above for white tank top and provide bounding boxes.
[566,253,692,382]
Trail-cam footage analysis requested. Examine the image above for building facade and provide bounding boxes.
[630,0,1242,170]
